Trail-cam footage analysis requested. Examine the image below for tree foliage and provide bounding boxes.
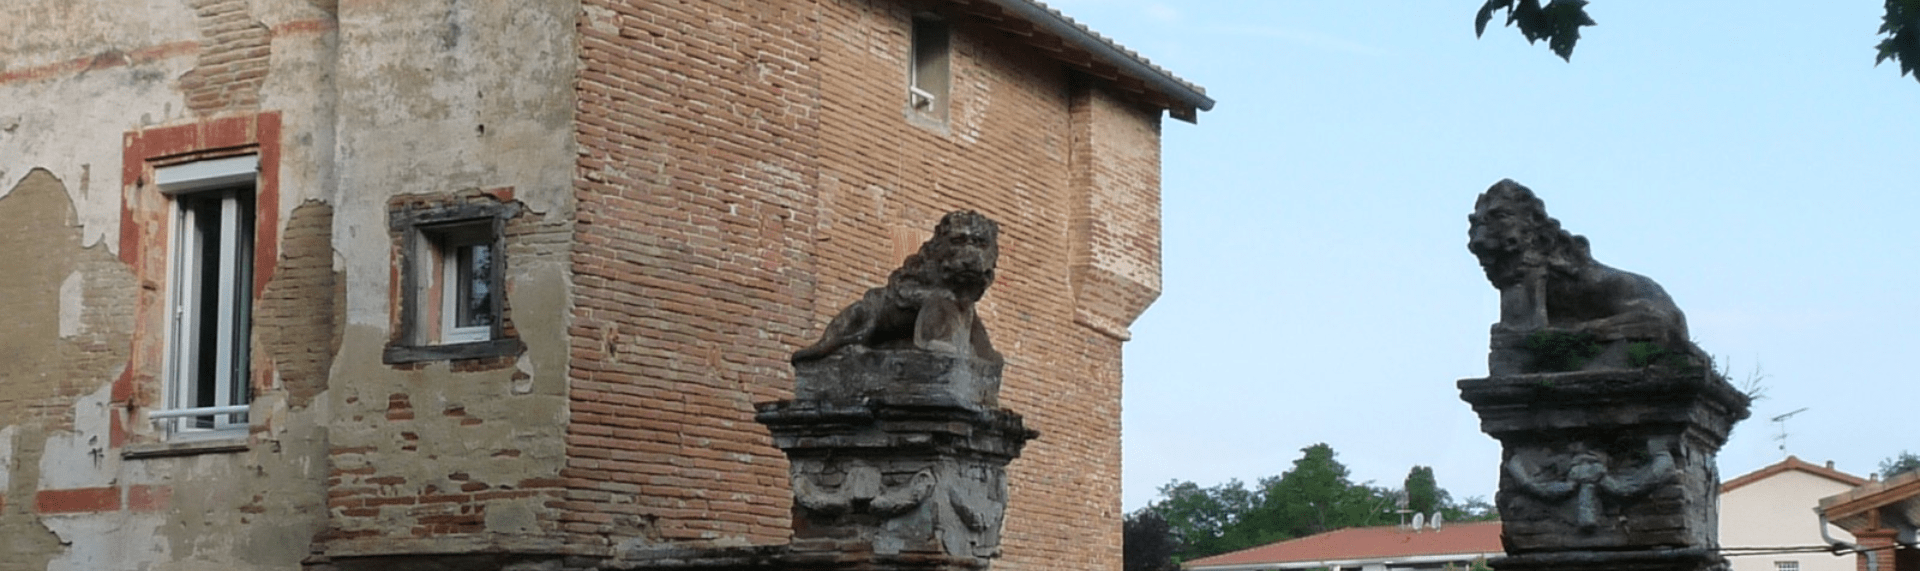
[1247,444,1390,540]
[1474,0,1594,61]
[1880,0,1920,81]
[1881,450,1920,479]
[1405,466,1440,515]
[1474,0,1920,84]
[1141,444,1496,562]
[1123,509,1181,571]
[1148,479,1257,559]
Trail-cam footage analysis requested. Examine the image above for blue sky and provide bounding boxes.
[1039,1,1920,511]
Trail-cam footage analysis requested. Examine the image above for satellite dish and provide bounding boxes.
[1411,513,1426,531]
[1431,512,1444,530]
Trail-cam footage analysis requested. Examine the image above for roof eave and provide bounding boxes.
[1821,479,1920,520]
[1188,552,1505,571]
[976,0,1215,122]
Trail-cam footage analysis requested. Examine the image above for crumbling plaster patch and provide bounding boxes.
[3,2,198,70]
[3,0,340,255]
[0,425,14,490]
[41,515,170,571]
[36,384,117,490]
[57,272,85,338]
[0,59,193,252]
[331,0,575,328]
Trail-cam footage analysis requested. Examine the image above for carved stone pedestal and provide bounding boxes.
[757,350,1036,571]
[1458,369,1750,571]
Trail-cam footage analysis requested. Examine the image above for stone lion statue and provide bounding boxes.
[792,210,1002,364]
[1468,180,1703,374]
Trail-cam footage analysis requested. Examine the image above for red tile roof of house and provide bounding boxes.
[1721,455,1868,494]
[1184,521,1504,570]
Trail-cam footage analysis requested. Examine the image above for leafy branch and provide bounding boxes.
[1474,0,1920,85]
[1879,0,1920,82]
[1474,0,1596,61]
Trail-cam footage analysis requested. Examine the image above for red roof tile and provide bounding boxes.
[1185,521,1504,569]
[1721,455,1867,494]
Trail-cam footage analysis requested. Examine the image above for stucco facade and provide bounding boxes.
[0,1,1209,569]
[1720,457,1868,571]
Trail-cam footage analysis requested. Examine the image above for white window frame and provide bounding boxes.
[153,155,257,438]
[427,224,496,344]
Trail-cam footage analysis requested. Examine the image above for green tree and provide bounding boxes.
[1880,450,1920,479]
[1146,446,1491,560]
[1244,444,1393,540]
[1441,495,1500,523]
[1124,509,1181,571]
[1147,479,1256,560]
[1404,466,1441,515]
[1473,0,1920,84]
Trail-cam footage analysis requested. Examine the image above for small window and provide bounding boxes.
[1775,561,1799,571]
[909,13,950,120]
[385,201,520,363]
[152,156,257,437]
[423,221,497,344]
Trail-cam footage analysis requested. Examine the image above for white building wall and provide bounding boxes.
[1721,469,1859,571]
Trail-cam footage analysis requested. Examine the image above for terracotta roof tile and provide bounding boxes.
[1721,455,1868,494]
[1185,521,1504,569]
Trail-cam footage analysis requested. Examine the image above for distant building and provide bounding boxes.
[1721,456,1868,571]
[1818,467,1920,571]
[1182,520,1503,571]
[1180,457,1873,571]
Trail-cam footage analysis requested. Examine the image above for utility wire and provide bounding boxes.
[1719,542,1910,558]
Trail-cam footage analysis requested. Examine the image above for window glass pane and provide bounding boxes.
[456,242,493,328]
[168,187,252,431]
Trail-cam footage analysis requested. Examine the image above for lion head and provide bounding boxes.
[891,210,999,302]
[1467,179,1593,289]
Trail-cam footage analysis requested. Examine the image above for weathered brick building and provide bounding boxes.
[0,0,1209,569]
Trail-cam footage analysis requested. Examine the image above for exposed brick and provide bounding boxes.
[126,485,172,513]
[36,487,122,514]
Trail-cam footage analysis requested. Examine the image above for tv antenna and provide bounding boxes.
[1772,407,1809,456]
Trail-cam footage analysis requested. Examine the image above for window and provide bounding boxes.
[909,13,950,120]
[385,201,519,363]
[1775,561,1799,571]
[421,221,497,344]
[152,156,256,436]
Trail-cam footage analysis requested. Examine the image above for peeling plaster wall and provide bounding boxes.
[0,170,130,571]
[8,0,1168,568]
[319,0,580,560]
[9,0,582,562]
[4,0,341,568]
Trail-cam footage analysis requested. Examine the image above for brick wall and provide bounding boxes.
[812,4,1145,569]
[570,0,1161,568]
[179,0,271,115]
[568,0,824,552]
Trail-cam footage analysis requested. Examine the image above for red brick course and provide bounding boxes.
[35,487,121,514]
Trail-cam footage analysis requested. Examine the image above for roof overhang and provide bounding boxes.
[1818,471,1920,533]
[1187,552,1504,571]
[945,0,1215,122]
